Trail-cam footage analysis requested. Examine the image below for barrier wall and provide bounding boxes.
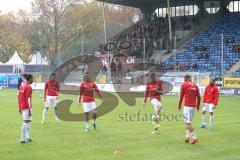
[0,74,19,88]
[223,78,240,88]
[219,87,240,96]
[30,83,240,96]
[0,74,42,88]
[1,74,239,96]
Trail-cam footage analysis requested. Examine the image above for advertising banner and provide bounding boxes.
[215,78,223,87]
[219,87,240,96]
[224,78,240,88]
[0,75,7,87]
[8,75,19,88]
[96,75,107,84]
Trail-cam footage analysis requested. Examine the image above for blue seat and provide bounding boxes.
[162,12,240,74]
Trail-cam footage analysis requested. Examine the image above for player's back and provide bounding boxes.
[181,81,200,107]
[19,83,27,107]
[18,83,31,110]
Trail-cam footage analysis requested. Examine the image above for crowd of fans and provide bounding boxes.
[100,16,169,59]
[193,45,209,60]
[100,56,138,73]
[101,57,200,73]
[97,14,214,73]
[125,17,168,57]
[197,52,209,60]
[154,62,198,72]
[224,37,240,53]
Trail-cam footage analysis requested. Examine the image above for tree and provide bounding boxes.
[105,5,141,38]
[31,0,102,65]
[106,5,141,26]
[0,14,32,63]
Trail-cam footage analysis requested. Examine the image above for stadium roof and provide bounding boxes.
[98,0,231,9]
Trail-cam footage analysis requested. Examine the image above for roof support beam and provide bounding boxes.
[140,6,156,21]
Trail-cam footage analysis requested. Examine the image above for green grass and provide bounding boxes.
[0,89,240,160]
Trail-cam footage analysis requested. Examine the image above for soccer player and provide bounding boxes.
[18,74,33,143]
[78,72,103,132]
[200,78,219,129]
[144,73,163,134]
[41,73,60,124]
[178,74,201,144]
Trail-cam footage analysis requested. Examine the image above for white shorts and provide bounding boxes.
[202,103,215,112]
[45,96,58,108]
[150,99,162,113]
[22,109,32,121]
[83,102,97,113]
[183,106,195,124]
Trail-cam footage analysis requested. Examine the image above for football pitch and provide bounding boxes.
[0,89,239,160]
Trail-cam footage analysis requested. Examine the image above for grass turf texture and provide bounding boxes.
[0,89,239,160]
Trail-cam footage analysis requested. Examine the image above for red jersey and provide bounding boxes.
[18,82,32,112]
[178,81,201,109]
[79,81,102,103]
[144,80,163,103]
[44,80,59,97]
[203,84,219,106]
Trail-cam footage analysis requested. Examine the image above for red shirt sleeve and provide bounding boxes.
[159,81,163,92]
[18,85,22,112]
[196,86,201,110]
[56,82,60,93]
[44,82,48,98]
[203,85,208,103]
[213,86,219,106]
[26,85,32,109]
[79,83,83,96]
[94,83,102,98]
[178,84,185,110]
[78,83,83,103]
[144,84,149,103]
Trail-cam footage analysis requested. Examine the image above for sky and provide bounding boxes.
[0,0,33,14]
[0,0,238,14]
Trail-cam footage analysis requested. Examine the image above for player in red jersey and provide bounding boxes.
[18,74,33,143]
[178,74,201,144]
[78,72,103,132]
[144,73,163,134]
[41,73,60,124]
[200,78,219,129]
